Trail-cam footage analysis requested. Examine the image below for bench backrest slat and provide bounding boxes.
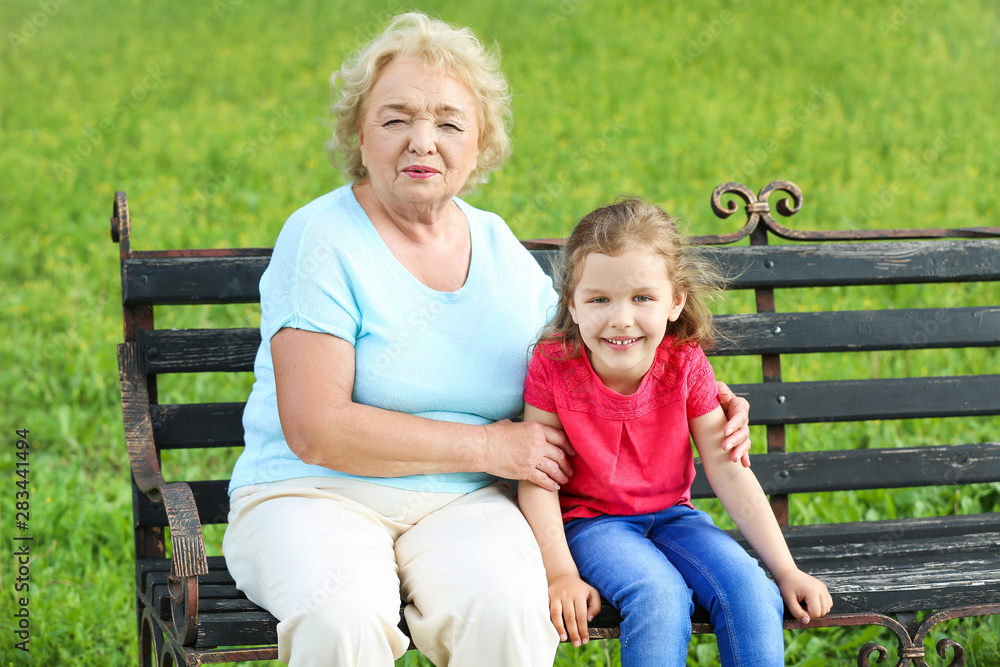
[141,329,259,373]
[702,240,1000,288]
[151,403,245,449]
[121,240,1000,305]
[122,254,271,305]
[134,442,1000,528]
[137,306,1000,375]
[735,375,1000,424]
[137,479,231,527]
[539,242,1000,289]
[690,442,1000,497]
[713,307,1000,355]
[149,371,1000,454]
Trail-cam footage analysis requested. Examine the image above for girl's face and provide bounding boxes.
[569,248,686,395]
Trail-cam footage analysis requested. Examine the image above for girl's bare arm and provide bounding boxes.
[519,404,600,646]
[690,407,833,622]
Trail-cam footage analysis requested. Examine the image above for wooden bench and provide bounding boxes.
[113,180,1000,667]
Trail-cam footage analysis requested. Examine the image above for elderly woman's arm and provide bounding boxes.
[272,327,575,491]
[717,381,752,467]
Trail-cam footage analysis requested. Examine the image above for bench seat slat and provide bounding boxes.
[734,375,1000,424]
[139,513,1000,649]
[779,512,1000,548]
[196,610,280,648]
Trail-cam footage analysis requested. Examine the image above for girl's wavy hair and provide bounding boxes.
[325,12,512,194]
[539,196,726,358]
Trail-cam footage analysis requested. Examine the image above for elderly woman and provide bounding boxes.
[223,12,751,667]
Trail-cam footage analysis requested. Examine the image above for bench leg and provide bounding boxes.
[854,607,990,667]
[139,606,156,667]
[158,645,179,667]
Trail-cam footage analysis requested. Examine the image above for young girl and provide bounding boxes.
[518,197,832,665]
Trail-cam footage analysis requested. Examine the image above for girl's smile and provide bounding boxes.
[569,248,686,394]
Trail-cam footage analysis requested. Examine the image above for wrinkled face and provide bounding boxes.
[569,248,686,394]
[358,57,481,211]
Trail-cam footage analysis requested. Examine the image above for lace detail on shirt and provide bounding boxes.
[686,362,721,418]
[526,338,719,422]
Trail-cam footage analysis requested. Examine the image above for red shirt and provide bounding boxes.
[524,337,720,521]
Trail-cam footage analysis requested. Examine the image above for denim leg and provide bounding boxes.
[565,515,692,667]
[646,506,784,667]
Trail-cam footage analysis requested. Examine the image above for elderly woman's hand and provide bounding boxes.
[717,381,752,467]
[481,420,575,492]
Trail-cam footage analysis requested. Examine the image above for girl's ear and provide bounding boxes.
[568,297,579,324]
[668,290,687,322]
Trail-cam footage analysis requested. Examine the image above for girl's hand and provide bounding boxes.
[547,574,601,647]
[776,569,834,624]
[716,381,752,467]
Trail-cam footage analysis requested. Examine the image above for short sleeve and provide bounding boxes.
[524,349,558,413]
[685,345,721,419]
[258,206,362,345]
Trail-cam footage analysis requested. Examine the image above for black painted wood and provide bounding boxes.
[152,375,1000,454]
[136,307,1000,374]
[142,328,260,374]
[733,375,1000,424]
[711,307,1000,355]
[136,442,1000,528]
[122,239,1000,305]
[151,403,246,449]
[690,442,1000,497]
[122,254,271,305]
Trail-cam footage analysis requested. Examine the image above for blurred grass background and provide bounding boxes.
[1,0,998,664]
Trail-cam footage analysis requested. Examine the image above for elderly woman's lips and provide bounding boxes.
[403,165,440,178]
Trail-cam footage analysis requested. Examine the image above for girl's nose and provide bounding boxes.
[609,303,633,329]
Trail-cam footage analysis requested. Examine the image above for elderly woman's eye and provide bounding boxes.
[383,119,405,127]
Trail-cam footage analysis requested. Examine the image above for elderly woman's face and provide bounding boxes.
[358,57,481,213]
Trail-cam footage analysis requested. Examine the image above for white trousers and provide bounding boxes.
[222,477,559,667]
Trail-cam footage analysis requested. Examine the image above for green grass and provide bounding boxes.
[1,0,998,664]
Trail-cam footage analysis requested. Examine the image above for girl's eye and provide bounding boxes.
[634,295,652,302]
[588,297,609,304]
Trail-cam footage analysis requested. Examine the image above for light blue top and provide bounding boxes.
[230,185,556,494]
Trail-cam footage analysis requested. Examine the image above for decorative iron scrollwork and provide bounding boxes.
[690,180,804,245]
[695,179,1000,245]
[848,605,992,666]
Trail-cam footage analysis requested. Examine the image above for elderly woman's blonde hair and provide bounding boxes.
[326,12,512,194]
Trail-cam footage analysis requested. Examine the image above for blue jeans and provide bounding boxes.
[565,505,784,667]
